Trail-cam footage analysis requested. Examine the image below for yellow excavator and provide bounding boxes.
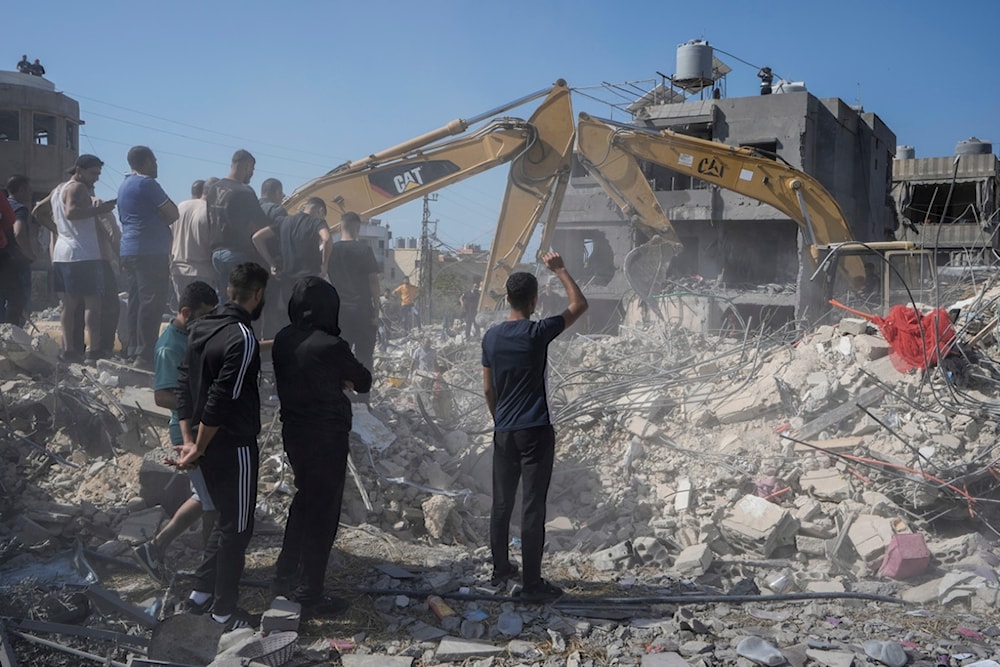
[282,80,575,311]
[574,113,937,319]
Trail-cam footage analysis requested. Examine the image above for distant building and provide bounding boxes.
[0,71,81,204]
[892,139,999,265]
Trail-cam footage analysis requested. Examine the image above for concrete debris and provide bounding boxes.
[4,287,1000,664]
[721,495,799,557]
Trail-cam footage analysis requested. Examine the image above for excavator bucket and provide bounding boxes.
[622,235,683,303]
[576,113,683,303]
[479,81,576,311]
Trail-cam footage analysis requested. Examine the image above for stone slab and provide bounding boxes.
[642,652,692,667]
[341,656,414,667]
[434,636,503,662]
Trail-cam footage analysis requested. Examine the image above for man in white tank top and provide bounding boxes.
[32,154,118,363]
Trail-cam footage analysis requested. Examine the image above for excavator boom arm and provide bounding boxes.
[281,81,575,312]
[576,113,865,286]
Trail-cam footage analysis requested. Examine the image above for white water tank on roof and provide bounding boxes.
[675,39,714,83]
[774,80,807,94]
[955,137,992,156]
[897,146,915,159]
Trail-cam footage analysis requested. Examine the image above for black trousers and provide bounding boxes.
[340,310,376,375]
[490,425,555,588]
[193,439,259,616]
[0,259,30,327]
[274,425,349,603]
[121,254,169,363]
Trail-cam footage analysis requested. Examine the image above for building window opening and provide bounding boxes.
[33,114,56,146]
[579,231,616,286]
[65,121,77,150]
[0,110,19,141]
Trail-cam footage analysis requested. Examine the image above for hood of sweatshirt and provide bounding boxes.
[187,301,251,351]
[287,276,341,336]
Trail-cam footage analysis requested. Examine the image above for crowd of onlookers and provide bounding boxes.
[1,143,588,627]
[0,147,444,368]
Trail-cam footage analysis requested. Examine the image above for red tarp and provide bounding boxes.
[830,300,955,372]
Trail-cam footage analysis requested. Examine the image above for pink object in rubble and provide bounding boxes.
[879,533,930,579]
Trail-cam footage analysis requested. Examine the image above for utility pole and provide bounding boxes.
[419,194,437,325]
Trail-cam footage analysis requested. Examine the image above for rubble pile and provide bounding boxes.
[1,284,1000,664]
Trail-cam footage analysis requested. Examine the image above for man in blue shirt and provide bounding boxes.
[117,146,179,370]
[133,280,219,583]
[481,251,587,603]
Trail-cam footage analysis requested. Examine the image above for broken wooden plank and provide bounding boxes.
[85,586,158,629]
[792,387,884,441]
[792,436,866,453]
[0,620,18,667]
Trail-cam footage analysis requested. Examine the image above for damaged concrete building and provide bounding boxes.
[892,138,999,266]
[555,41,898,334]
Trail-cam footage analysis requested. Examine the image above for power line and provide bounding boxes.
[82,109,333,169]
[68,90,349,163]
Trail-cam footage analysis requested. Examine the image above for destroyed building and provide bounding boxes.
[2,49,1000,667]
[0,70,81,203]
[892,139,999,265]
[555,40,897,334]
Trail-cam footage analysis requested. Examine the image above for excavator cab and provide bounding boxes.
[821,242,937,317]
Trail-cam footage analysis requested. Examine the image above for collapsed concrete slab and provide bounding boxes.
[720,495,799,558]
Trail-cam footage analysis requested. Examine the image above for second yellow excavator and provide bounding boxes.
[574,113,937,320]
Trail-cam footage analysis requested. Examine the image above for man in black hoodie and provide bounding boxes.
[271,276,372,618]
[173,262,268,630]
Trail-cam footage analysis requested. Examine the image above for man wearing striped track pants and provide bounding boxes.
[172,262,269,629]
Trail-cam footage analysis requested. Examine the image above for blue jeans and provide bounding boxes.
[121,255,169,363]
[211,248,254,297]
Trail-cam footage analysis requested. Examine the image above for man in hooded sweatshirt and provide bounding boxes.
[271,276,372,618]
[172,262,269,630]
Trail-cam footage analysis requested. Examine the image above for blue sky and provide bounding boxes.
[15,0,998,252]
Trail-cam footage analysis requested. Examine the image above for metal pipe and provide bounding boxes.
[353,587,905,605]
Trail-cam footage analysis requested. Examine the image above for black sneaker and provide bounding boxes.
[299,595,350,620]
[133,543,166,585]
[183,595,214,615]
[517,579,563,603]
[214,608,259,631]
[490,562,519,587]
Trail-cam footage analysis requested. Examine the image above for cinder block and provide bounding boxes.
[853,334,890,361]
[847,515,894,567]
[674,544,713,576]
[800,469,851,502]
[878,533,930,579]
[838,318,869,336]
[795,534,827,557]
[261,597,301,634]
[633,537,671,568]
[720,495,799,557]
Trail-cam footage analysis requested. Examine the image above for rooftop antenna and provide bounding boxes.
[855,82,863,111]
